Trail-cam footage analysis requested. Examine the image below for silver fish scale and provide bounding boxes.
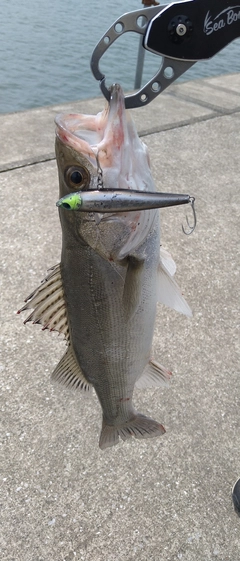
[60,212,159,426]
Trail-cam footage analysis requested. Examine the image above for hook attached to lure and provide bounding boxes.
[182,196,197,236]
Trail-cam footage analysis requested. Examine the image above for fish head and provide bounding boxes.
[55,84,158,260]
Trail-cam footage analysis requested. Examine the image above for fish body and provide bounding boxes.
[20,84,191,449]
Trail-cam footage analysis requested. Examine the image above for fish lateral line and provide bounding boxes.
[56,189,194,213]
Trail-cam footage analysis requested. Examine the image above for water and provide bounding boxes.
[1,0,240,114]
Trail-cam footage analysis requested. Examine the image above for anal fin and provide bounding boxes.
[135,359,172,389]
[52,345,92,394]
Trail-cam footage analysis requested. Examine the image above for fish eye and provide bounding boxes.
[71,170,83,184]
[65,165,90,190]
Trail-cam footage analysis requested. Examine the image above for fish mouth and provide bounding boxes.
[108,83,126,130]
[101,84,126,152]
[108,83,125,107]
[55,84,154,193]
[54,84,129,168]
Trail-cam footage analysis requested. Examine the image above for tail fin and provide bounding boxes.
[99,414,165,450]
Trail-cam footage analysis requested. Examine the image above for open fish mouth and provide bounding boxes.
[55,84,126,153]
[54,83,127,167]
[55,84,155,194]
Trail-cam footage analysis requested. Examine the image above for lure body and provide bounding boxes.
[57,189,192,213]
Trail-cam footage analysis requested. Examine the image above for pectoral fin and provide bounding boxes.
[157,260,192,317]
[122,256,144,318]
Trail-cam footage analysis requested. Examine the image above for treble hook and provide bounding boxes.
[182,196,197,235]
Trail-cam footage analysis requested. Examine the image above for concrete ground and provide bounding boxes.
[0,74,240,561]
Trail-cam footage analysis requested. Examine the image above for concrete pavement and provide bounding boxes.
[1,74,240,561]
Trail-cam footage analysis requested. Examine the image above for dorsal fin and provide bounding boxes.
[52,345,92,394]
[18,264,69,339]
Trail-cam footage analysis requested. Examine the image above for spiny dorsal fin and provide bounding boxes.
[135,359,172,389]
[18,264,69,339]
[52,345,92,394]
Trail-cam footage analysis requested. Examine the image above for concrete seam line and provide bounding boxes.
[140,108,240,138]
[166,89,238,113]
[0,153,55,173]
[199,80,240,98]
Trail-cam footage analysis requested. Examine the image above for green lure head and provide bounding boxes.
[56,193,82,210]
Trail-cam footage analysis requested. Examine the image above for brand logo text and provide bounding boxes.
[204,7,240,35]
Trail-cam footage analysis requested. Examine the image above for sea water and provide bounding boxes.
[0,0,240,114]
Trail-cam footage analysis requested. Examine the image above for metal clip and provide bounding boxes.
[90,6,195,108]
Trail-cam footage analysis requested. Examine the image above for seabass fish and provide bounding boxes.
[19,85,191,450]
